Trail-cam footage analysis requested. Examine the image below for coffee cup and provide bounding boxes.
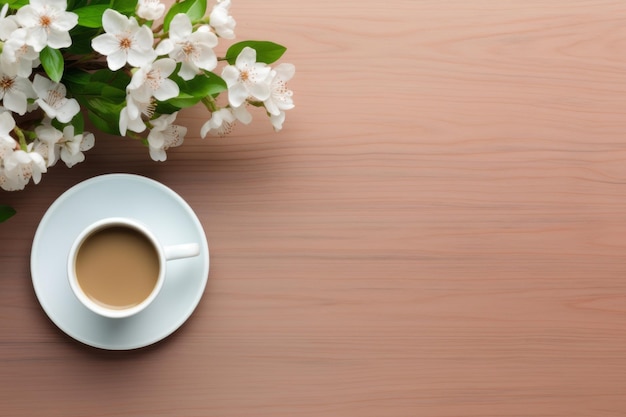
[68,217,200,319]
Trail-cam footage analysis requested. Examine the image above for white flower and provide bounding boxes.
[2,148,47,190]
[59,126,94,168]
[32,124,94,168]
[33,75,80,123]
[232,104,252,125]
[158,14,218,80]
[0,70,36,115]
[127,58,179,102]
[209,0,236,39]
[91,9,156,71]
[34,123,63,166]
[0,111,16,145]
[147,113,186,161]
[1,28,40,77]
[200,108,236,138]
[264,63,295,116]
[0,4,19,41]
[0,112,17,165]
[15,0,78,52]
[136,0,166,21]
[119,93,156,135]
[270,111,286,132]
[119,106,145,136]
[0,137,16,164]
[0,163,27,191]
[221,47,272,108]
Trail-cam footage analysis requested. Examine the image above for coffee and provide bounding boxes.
[74,226,160,310]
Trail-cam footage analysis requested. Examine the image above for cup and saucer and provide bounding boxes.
[30,174,210,350]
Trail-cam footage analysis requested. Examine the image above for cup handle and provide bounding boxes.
[163,243,201,261]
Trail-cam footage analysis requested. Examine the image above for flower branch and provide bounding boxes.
[0,0,296,193]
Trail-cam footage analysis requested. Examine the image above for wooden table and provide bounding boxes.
[3,0,626,415]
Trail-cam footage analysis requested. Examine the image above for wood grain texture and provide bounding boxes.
[3,0,626,415]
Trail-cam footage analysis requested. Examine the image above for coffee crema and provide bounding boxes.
[74,226,160,310]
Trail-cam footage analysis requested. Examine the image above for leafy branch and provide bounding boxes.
[0,206,16,223]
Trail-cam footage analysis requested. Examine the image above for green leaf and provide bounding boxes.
[163,0,207,31]
[162,93,199,109]
[164,71,227,108]
[68,70,129,136]
[90,69,131,92]
[225,41,287,65]
[66,26,101,55]
[0,206,16,223]
[53,112,85,134]
[87,110,119,135]
[176,70,227,98]
[86,97,124,118]
[73,4,109,28]
[67,0,90,11]
[7,0,28,10]
[64,70,114,104]
[62,68,91,86]
[86,98,124,135]
[39,47,64,82]
[154,101,181,115]
[66,69,128,106]
[110,0,138,15]
[184,0,207,21]
[71,111,85,134]
[69,0,108,8]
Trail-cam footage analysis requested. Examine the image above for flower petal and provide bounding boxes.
[232,105,252,124]
[153,80,179,101]
[178,62,198,80]
[235,47,256,69]
[52,12,79,31]
[275,63,296,82]
[54,98,80,123]
[46,29,72,49]
[221,65,239,86]
[127,47,156,68]
[195,47,217,71]
[169,13,192,39]
[15,6,39,27]
[149,146,166,161]
[92,34,121,55]
[133,25,154,50]
[106,49,127,71]
[4,90,27,115]
[153,58,176,77]
[80,133,95,151]
[155,39,174,55]
[248,81,270,101]
[148,132,164,148]
[102,9,128,34]
[228,83,248,107]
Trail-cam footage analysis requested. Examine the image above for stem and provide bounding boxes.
[127,132,143,141]
[201,96,218,112]
[13,127,28,151]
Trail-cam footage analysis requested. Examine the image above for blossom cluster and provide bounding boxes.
[0,0,295,191]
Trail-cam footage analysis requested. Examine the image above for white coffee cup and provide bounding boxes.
[68,217,200,319]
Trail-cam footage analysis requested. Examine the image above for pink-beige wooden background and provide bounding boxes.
[3,0,626,415]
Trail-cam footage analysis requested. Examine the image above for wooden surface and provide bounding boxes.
[3,0,626,415]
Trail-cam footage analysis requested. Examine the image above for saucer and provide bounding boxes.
[30,174,210,350]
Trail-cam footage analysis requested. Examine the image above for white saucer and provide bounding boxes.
[31,174,210,350]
